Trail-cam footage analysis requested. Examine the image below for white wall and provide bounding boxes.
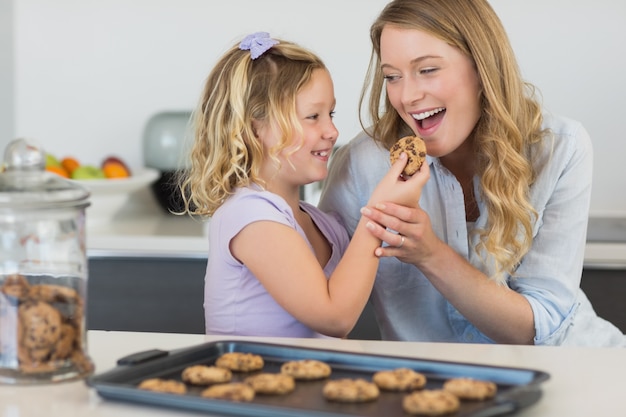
[0,0,14,145]
[4,0,626,216]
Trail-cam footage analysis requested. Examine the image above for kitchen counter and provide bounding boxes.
[86,189,209,258]
[86,189,626,267]
[0,330,624,416]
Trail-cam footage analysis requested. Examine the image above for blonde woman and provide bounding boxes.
[320,0,624,346]
[181,33,427,338]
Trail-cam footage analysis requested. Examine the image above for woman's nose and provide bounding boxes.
[401,77,425,105]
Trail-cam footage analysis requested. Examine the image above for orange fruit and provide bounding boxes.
[103,162,130,179]
[46,165,70,178]
[61,157,81,175]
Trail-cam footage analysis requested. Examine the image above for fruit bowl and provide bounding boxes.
[70,167,160,227]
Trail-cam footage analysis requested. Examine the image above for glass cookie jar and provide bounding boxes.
[0,138,94,383]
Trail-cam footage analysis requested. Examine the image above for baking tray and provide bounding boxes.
[87,340,549,417]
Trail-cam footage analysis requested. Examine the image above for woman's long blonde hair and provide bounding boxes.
[180,38,325,217]
[363,0,545,283]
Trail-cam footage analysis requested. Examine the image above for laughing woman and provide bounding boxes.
[319,0,625,346]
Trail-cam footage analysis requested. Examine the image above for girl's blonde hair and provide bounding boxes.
[181,37,326,217]
[363,0,545,283]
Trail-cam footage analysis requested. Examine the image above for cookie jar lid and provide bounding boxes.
[0,138,90,209]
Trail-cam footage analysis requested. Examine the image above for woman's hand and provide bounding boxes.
[361,198,444,266]
[362,154,436,265]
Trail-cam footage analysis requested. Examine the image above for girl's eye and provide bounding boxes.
[307,114,319,120]
[383,74,400,82]
[330,111,336,119]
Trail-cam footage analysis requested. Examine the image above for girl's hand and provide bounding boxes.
[368,153,430,208]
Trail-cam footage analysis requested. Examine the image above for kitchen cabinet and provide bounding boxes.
[86,256,382,339]
[580,268,626,333]
[87,256,206,334]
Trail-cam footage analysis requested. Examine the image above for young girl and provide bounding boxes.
[181,32,428,338]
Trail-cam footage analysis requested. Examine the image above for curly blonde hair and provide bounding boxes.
[180,37,326,217]
[363,0,546,283]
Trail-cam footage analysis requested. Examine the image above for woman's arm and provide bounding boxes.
[361,120,594,345]
[361,202,535,344]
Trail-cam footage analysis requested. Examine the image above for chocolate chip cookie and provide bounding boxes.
[373,367,427,391]
[280,359,331,380]
[389,135,427,176]
[322,378,380,402]
[443,377,497,400]
[402,389,460,415]
[215,352,264,372]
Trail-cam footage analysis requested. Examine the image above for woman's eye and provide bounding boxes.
[420,67,438,75]
[329,111,336,119]
[383,74,400,82]
[307,114,319,120]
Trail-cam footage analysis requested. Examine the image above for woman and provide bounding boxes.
[319,0,625,346]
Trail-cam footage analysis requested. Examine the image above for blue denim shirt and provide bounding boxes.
[319,113,625,347]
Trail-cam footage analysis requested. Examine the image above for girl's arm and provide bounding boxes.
[231,155,429,338]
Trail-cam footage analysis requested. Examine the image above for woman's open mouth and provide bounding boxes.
[413,107,446,130]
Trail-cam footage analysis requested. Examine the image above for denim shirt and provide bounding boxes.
[319,113,625,347]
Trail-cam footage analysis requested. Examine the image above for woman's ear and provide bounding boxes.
[251,119,262,139]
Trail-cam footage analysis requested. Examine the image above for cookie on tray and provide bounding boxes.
[215,352,264,372]
[137,378,187,394]
[373,367,427,391]
[181,364,232,385]
[322,378,380,403]
[280,359,331,380]
[443,377,497,400]
[389,135,427,176]
[402,389,460,416]
[201,382,255,402]
[244,372,296,395]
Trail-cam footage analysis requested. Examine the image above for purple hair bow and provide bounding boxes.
[239,32,279,60]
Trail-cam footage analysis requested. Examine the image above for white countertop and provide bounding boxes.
[0,330,624,416]
[86,189,626,267]
[86,189,209,258]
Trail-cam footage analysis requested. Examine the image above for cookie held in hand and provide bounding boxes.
[389,135,427,176]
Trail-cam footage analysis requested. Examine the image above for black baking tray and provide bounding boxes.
[87,340,549,417]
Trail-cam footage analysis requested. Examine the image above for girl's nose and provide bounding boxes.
[324,120,339,143]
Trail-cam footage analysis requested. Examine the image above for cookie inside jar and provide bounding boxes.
[0,273,94,384]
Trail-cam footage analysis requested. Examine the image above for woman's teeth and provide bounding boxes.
[413,107,445,121]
